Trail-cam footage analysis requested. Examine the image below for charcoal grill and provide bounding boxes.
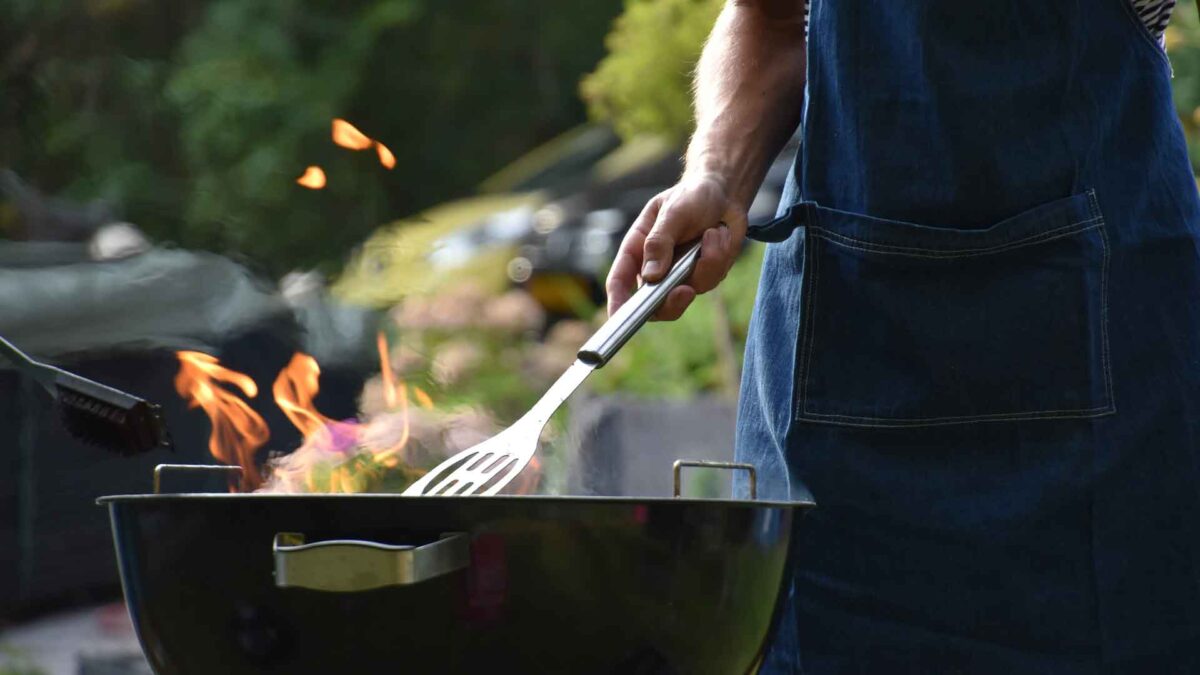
[99,462,811,675]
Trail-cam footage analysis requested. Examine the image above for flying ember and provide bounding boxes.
[332,117,396,168]
[331,118,373,150]
[296,166,327,190]
[376,141,396,169]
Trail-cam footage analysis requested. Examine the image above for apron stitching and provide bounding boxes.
[797,213,822,421]
[797,413,1117,428]
[796,189,1114,424]
[810,202,1095,239]
[808,218,1102,258]
[800,405,1116,425]
[797,0,822,208]
[1089,191,1117,411]
[1067,0,1086,193]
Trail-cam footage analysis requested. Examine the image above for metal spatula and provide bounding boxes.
[404,240,703,496]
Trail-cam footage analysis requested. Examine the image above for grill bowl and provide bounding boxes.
[99,491,810,675]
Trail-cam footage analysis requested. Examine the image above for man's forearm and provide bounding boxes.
[605,0,808,317]
[685,0,807,208]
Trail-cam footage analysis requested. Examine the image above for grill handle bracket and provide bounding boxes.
[153,463,243,494]
[672,460,757,500]
[273,532,469,592]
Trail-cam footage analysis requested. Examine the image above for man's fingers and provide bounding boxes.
[721,206,748,253]
[606,194,664,315]
[689,226,731,294]
[628,192,663,240]
[643,201,696,282]
[608,178,744,321]
[605,252,637,316]
[653,286,696,321]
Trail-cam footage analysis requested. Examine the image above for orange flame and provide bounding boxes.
[255,337,414,492]
[331,118,394,169]
[272,354,337,441]
[509,456,542,495]
[371,332,409,466]
[296,166,327,189]
[375,142,396,169]
[174,351,269,490]
[174,338,542,496]
[412,386,434,410]
[266,353,368,492]
[332,118,373,150]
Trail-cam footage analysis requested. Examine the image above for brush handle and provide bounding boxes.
[0,334,57,389]
[1,334,142,406]
[577,239,703,367]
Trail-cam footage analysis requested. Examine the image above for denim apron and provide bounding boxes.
[736,1,1200,673]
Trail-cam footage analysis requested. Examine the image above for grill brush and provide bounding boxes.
[0,334,172,455]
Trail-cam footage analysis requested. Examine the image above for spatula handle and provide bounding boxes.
[578,239,703,367]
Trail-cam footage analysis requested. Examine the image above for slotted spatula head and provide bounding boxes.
[403,240,704,497]
[402,421,537,496]
[403,358,595,496]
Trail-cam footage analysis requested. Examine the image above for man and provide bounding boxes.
[606,1,1200,672]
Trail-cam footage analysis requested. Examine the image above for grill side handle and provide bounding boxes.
[154,463,242,494]
[273,532,469,592]
[673,460,757,500]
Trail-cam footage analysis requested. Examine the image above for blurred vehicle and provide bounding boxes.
[514,133,801,315]
[510,135,679,315]
[333,124,799,316]
[332,125,621,308]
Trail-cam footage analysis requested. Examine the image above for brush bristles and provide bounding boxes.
[56,384,171,456]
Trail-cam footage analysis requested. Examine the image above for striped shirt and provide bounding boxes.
[803,1,1177,47]
[1131,0,1177,45]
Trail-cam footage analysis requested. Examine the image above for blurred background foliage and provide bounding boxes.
[581,0,1200,152]
[1168,2,1200,172]
[9,0,1200,407]
[0,0,623,273]
[581,0,722,143]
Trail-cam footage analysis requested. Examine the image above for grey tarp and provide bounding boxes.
[0,243,292,356]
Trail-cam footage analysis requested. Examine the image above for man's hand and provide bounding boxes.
[603,0,806,321]
[606,173,748,320]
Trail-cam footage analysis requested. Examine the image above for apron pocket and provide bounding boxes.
[795,189,1113,427]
